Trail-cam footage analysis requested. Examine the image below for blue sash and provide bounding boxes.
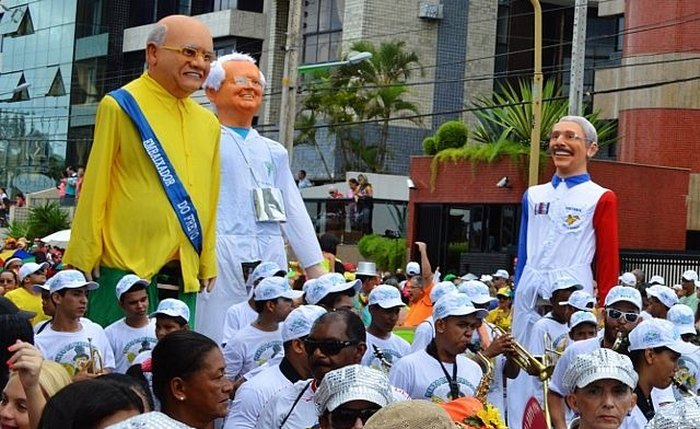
[109,88,203,255]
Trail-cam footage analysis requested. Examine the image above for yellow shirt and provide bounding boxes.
[486,307,512,332]
[5,286,50,325]
[64,73,221,293]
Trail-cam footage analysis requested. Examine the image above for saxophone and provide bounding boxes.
[673,376,698,397]
[473,352,494,404]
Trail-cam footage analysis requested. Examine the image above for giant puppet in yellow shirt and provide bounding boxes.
[64,72,220,326]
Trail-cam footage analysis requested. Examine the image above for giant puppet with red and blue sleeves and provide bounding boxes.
[507,116,619,429]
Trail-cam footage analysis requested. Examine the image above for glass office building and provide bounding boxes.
[0,0,75,194]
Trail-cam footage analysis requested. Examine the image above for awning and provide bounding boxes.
[0,5,28,36]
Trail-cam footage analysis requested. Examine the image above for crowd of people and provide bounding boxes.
[3,11,700,429]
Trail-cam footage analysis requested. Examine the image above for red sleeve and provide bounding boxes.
[593,190,619,306]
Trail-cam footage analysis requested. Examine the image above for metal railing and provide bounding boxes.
[620,250,700,284]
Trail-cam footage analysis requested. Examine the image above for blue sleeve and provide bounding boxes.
[514,190,529,287]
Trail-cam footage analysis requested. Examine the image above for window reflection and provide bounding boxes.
[302,0,343,65]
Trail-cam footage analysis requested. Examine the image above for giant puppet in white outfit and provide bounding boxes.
[199,53,324,343]
[508,116,619,429]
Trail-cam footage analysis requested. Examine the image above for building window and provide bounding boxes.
[0,5,34,37]
[72,59,106,105]
[76,0,106,38]
[302,0,343,64]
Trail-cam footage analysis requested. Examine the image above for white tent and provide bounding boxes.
[41,229,71,248]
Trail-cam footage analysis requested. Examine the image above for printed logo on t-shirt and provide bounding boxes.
[424,376,475,403]
[367,348,404,373]
[561,206,584,231]
[253,340,283,366]
[53,341,97,375]
[121,336,157,365]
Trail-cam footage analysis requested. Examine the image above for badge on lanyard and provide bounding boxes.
[253,187,287,222]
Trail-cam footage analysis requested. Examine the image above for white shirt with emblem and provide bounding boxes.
[361,332,411,372]
[104,318,157,373]
[224,324,284,379]
[35,321,116,375]
[389,349,482,402]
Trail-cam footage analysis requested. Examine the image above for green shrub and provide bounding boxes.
[7,221,30,239]
[435,120,469,152]
[26,202,70,241]
[422,136,438,155]
[357,234,407,272]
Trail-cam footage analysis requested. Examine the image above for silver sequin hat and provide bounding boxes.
[562,349,638,394]
[645,397,700,429]
[315,364,394,415]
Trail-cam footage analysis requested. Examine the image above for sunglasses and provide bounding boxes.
[329,407,381,429]
[606,308,639,323]
[303,339,359,356]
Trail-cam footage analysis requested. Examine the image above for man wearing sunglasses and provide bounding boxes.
[256,310,367,429]
[65,15,221,327]
[513,117,619,415]
[390,292,486,402]
[547,285,673,429]
[5,262,50,325]
[199,51,324,344]
[226,305,326,429]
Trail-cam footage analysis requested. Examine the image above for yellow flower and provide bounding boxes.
[476,404,507,429]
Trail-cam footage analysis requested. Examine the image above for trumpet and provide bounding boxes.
[611,331,629,353]
[486,322,554,382]
[83,337,104,375]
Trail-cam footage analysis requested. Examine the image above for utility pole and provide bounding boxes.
[568,0,588,116]
[528,0,543,187]
[279,0,303,165]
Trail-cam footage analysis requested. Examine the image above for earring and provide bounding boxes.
[178,396,185,401]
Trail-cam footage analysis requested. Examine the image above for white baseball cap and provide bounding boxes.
[562,349,638,395]
[48,269,99,294]
[649,275,665,286]
[569,310,598,332]
[667,304,697,336]
[681,270,700,287]
[493,269,509,279]
[604,285,642,310]
[248,262,286,288]
[618,272,637,287]
[18,262,49,282]
[406,262,420,277]
[430,281,457,304]
[628,318,699,355]
[550,276,584,295]
[368,285,405,309]
[253,276,303,302]
[304,273,361,305]
[646,285,679,309]
[457,280,495,305]
[559,290,596,311]
[433,292,488,321]
[480,274,493,283]
[149,298,190,322]
[460,273,478,281]
[281,305,327,342]
[115,274,149,301]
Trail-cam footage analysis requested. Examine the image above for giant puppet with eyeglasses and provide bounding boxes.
[65,15,221,328]
[508,116,620,429]
[199,53,325,344]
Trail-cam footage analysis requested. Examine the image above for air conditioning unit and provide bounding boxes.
[418,2,443,20]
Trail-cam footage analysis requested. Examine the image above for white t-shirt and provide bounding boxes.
[35,321,116,375]
[104,318,157,373]
[224,324,284,379]
[222,301,258,346]
[389,349,482,402]
[361,332,411,372]
[33,317,94,334]
[411,316,435,353]
[225,363,294,429]
[255,379,316,429]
